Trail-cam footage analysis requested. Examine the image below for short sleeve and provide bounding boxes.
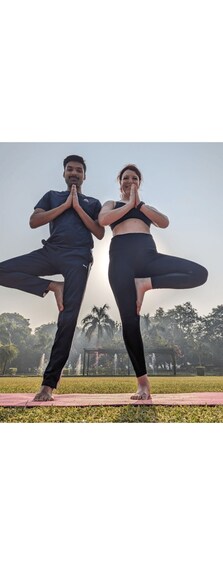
[92,199,102,220]
[34,191,51,211]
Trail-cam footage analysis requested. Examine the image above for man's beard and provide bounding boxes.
[67,178,81,190]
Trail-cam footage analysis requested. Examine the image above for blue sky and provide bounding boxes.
[0,142,222,329]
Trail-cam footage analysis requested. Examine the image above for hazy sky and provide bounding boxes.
[1,2,223,545]
[0,142,222,330]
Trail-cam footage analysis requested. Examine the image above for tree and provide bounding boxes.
[81,305,116,374]
[140,313,151,337]
[0,313,32,344]
[153,307,165,321]
[0,343,19,374]
[0,312,37,372]
[189,318,210,365]
[34,322,56,354]
[205,305,223,341]
[203,306,223,366]
[81,304,116,347]
[166,302,199,335]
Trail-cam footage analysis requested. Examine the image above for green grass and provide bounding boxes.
[0,375,223,423]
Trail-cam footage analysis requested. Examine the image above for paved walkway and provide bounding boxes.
[1,392,223,407]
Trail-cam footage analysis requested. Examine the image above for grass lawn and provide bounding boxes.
[0,375,223,423]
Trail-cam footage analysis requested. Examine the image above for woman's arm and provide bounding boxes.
[132,185,169,229]
[139,203,169,229]
[72,187,104,240]
[75,206,105,239]
[98,199,134,227]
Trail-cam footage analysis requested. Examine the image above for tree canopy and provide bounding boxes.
[0,302,223,375]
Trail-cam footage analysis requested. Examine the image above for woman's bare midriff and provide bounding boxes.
[112,218,151,237]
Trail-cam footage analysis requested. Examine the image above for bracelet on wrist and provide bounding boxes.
[136,201,145,211]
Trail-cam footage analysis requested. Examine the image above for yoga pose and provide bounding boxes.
[98,164,208,400]
[0,155,104,401]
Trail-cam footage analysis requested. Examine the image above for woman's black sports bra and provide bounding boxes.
[110,201,152,230]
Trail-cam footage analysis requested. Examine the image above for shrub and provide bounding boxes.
[8,368,18,376]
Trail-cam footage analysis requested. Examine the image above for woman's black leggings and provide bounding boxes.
[108,234,208,378]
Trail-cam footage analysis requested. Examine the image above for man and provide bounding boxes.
[0,155,104,401]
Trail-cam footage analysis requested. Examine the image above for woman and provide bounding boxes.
[98,165,208,400]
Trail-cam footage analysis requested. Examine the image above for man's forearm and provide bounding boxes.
[29,204,69,228]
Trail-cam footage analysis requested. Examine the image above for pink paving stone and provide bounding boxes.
[1,392,223,407]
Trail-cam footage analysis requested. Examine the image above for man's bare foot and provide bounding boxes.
[48,281,64,312]
[130,374,151,400]
[32,385,54,402]
[134,277,152,315]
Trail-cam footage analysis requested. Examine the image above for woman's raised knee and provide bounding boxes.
[199,266,208,285]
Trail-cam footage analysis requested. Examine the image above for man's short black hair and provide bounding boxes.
[63,155,86,173]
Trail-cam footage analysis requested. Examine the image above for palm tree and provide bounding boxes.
[81,304,115,347]
[82,305,116,375]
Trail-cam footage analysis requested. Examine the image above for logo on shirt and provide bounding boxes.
[83,198,89,202]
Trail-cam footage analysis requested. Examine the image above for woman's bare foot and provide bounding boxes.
[32,385,54,402]
[130,374,151,400]
[134,277,152,315]
[48,281,64,312]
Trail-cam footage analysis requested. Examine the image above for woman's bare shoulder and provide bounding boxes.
[101,200,116,209]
